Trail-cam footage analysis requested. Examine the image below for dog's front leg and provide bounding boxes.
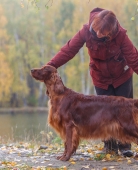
[57,142,67,160]
[60,125,79,161]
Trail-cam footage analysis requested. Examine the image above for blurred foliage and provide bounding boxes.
[0,0,138,107]
[0,52,13,104]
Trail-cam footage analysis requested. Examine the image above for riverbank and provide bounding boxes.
[0,107,48,113]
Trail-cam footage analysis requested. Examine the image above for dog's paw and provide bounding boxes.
[59,155,70,161]
[57,155,63,160]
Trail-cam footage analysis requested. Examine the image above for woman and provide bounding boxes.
[47,7,138,157]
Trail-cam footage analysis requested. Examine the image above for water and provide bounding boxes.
[0,111,54,142]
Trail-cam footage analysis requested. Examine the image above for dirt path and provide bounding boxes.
[0,143,138,170]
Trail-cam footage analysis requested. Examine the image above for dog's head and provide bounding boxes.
[31,65,64,94]
[31,65,57,82]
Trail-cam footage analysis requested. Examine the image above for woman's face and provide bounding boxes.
[93,28,109,38]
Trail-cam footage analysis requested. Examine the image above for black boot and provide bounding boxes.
[118,142,133,157]
[104,139,118,154]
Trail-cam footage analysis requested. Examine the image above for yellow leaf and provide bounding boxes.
[62,166,67,170]
[87,149,92,153]
[96,154,101,157]
[131,17,135,21]
[46,168,53,170]
[69,158,75,162]
[94,145,98,148]
[88,157,93,160]
[135,148,138,152]
[11,161,17,166]
[102,167,108,170]
[117,158,123,162]
[2,161,7,165]
[81,149,84,153]
[106,154,111,160]
[127,160,132,164]
[70,161,76,164]
[98,147,104,151]
[36,167,41,170]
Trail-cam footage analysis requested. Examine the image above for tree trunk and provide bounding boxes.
[79,47,86,94]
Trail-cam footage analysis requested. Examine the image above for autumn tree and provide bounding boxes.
[0,5,13,106]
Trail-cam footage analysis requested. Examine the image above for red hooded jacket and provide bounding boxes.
[47,8,138,90]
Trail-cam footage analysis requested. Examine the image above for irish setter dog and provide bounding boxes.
[31,65,138,161]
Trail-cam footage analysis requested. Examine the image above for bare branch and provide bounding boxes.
[45,0,53,8]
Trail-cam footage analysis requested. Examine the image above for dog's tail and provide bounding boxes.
[132,99,138,126]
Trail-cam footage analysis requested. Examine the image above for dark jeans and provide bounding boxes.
[95,76,133,152]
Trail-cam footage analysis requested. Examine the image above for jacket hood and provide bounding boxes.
[89,7,104,28]
[89,8,127,41]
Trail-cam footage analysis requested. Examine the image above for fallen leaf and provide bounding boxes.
[96,154,101,157]
[127,160,132,164]
[82,165,90,169]
[87,149,92,153]
[62,166,67,170]
[98,147,104,151]
[106,154,111,160]
[88,157,93,160]
[70,161,76,164]
[81,149,84,153]
[11,161,17,166]
[69,158,75,162]
[109,166,115,169]
[135,148,138,152]
[80,158,84,161]
[102,167,108,170]
[48,164,53,166]
[131,17,135,21]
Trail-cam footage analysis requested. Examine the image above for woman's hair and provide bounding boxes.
[91,10,118,39]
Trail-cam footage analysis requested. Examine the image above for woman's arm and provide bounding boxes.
[47,26,87,68]
[121,34,138,74]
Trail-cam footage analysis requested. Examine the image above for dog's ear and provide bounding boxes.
[46,89,49,96]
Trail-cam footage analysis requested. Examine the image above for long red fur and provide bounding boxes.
[31,65,138,161]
